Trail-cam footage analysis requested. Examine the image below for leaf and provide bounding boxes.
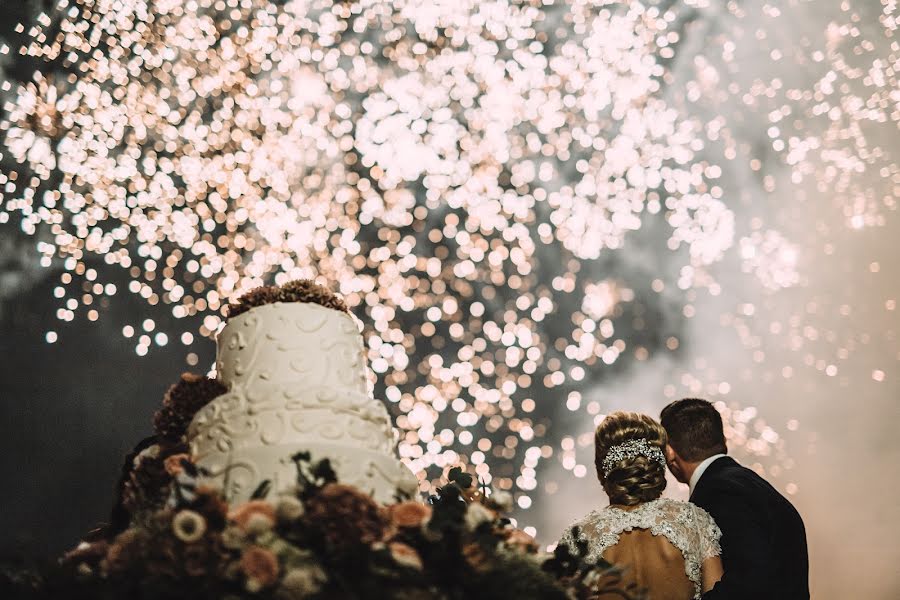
[313,458,338,485]
[447,467,473,489]
[251,479,271,499]
[291,451,312,464]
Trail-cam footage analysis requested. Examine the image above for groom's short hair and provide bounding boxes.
[660,398,727,462]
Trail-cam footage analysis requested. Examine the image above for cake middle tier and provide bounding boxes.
[189,386,396,457]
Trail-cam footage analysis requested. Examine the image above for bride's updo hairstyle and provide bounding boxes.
[595,411,668,506]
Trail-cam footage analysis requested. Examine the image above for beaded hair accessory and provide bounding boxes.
[601,438,666,477]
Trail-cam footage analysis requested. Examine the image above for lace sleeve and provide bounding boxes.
[558,525,577,553]
[555,512,615,562]
[692,504,722,560]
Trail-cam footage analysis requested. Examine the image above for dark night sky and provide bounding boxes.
[0,269,216,556]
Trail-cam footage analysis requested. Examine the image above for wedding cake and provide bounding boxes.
[187,284,418,504]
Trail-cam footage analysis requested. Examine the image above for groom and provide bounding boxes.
[661,398,809,600]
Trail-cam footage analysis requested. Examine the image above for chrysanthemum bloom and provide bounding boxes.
[387,501,432,529]
[172,509,207,543]
[389,542,424,571]
[277,563,328,599]
[229,499,277,530]
[304,484,387,555]
[240,545,280,590]
[278,279,349,313]
[153,374,227,443]
[225,285,282,320]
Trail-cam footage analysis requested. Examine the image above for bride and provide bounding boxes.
[558,412,723,599]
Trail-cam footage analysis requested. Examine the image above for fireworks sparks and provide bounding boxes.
[0,0,897,531]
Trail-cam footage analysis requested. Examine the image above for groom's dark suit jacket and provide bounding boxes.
[691,456,809,600]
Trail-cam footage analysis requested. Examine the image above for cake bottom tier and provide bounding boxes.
[193,441,419,505]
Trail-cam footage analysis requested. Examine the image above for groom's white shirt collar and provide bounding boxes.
[689,453,728,495]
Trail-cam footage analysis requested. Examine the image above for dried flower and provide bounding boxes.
[461,543,491,572]
[187,485,229,531]
[229,500,277,530]
[464,503,496,531]
[164,453,191,476]
[62,540,109,570]
[388,542,423,571]
[246,512,275,536]
[502,528,539,553]
[104,528,146,574]
[120,445,172,515]
[304,484,387,556]
[172,510,207,543]
[487,490,514,512]
[275,496,305,523]
[182,542,211,577]
[276,564,328,599]
[240,545,280,590]
[226,285,282,320]
[222,526,247,550]
[388,501,432,529]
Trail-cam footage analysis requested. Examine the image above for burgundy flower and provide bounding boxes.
[153,373,226,443]
[304,484,387,556]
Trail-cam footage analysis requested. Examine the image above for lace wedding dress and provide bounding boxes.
[559,497,722,600]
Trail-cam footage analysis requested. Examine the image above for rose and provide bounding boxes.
[229,499,276,531]
[240,545,280,591]
[387,501,432,529]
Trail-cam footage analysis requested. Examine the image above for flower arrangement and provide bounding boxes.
[225,280,349,321]
[7,455,642,600]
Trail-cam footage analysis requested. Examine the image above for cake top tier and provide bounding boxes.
[226,279,349,321]
[216,300,368,395]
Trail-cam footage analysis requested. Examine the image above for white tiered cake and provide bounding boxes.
[188,300,418,504]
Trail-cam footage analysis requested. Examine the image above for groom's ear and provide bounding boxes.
[665,444,678,463]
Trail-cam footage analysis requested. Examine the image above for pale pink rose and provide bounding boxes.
[229,499,276,530]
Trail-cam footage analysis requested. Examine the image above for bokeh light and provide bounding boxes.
[1,0,896,551]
